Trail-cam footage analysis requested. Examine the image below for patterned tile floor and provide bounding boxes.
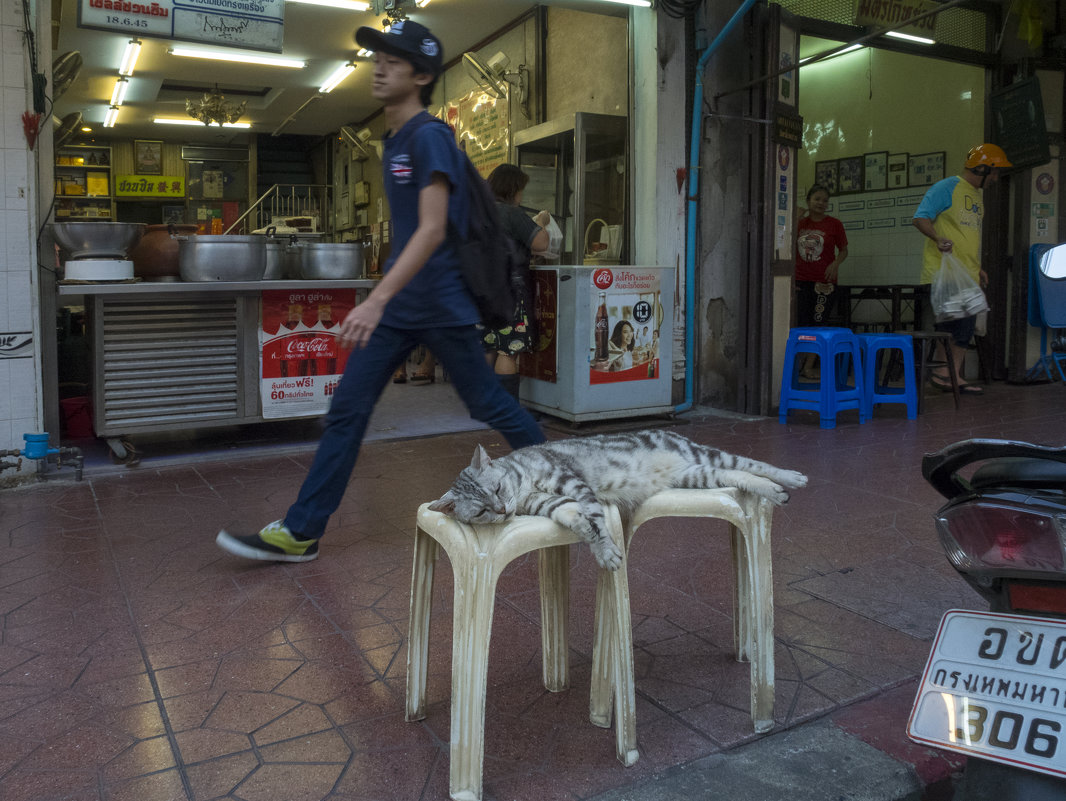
[2,380,1063,801]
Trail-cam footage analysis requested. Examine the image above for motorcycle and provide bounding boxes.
[908,438,1066,800]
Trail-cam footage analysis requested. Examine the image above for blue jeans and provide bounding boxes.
[284,323,545,539]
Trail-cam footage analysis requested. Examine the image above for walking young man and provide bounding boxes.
[216,20,545,562]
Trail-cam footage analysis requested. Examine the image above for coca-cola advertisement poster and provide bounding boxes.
[259,289,356,418]
[589,268,663,385]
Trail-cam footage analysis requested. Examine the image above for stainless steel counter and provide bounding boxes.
[65,279,375,462]
[58,279,378,296]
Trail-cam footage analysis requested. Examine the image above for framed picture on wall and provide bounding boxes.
[814,160,838,194]
[837,156,863,194]
[162,205,185,224]
[133,139,163,175]
[908,152,946,187]
[888,152,909,188]
[863,151,888,192]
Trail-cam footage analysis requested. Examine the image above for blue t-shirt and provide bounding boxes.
[380,111,479,328]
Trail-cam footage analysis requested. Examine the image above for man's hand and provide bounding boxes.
[338,296,385,350]
[936,237,953,253]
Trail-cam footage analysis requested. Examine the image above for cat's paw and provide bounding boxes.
[779,470,808,489]
[592,541,624,572]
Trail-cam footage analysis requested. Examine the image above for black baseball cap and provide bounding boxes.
[355,20,443,77]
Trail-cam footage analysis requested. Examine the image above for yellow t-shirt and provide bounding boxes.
[914,175,983,284]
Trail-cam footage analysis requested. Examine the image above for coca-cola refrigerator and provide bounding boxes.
[520,265,675,422]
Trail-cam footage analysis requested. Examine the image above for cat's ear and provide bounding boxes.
[471,445,493,471]
[428,491,456,515]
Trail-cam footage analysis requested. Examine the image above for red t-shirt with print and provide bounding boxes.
[795,215,848,283]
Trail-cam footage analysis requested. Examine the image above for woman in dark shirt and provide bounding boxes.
[483,164,550,399]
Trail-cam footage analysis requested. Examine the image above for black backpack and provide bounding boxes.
[412,116,526,328]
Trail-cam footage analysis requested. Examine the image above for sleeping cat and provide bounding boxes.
[428,430,807,571]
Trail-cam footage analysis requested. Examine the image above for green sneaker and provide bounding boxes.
[215,520,319,563]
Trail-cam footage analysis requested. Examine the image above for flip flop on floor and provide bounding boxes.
[929,375,984,395]
[928,375,955,393]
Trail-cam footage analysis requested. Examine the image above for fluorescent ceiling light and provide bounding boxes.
[154,117,252,128]
[118,39,141,76]
[799,43,863,65]
[319,62,356,94]
[356,47,373,58]
[287,0,369,8]
[594,0,652,6]
[103,106,120,128]
[415,0,431,6]
[169,47,306,68]
[885,30,935,45]
[110,77,129,106]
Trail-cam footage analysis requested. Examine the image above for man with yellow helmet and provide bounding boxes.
[912,143,1012,395]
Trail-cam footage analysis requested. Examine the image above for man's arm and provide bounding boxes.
[338,174,450,349]
[912,216,953,253]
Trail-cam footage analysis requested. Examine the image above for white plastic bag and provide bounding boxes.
[931,251,989,322]
[533,214,563,262]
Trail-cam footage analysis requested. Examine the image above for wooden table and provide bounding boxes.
[841,284,927,332]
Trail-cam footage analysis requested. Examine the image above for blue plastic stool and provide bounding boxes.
[857,333,917,420]
[779,327,865,429]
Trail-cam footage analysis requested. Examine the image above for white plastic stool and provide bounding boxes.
[589,488,777,734]
[406,504,637,801]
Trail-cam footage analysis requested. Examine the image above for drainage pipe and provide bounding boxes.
[676,0,760,414]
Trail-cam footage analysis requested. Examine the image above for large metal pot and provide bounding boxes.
[176,234,267,282]
[290,241,365,280]
[263,228,298,280]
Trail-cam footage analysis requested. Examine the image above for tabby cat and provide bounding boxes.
[428,430,807,571]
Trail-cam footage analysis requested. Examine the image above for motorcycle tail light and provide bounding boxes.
[936,501,1066,576]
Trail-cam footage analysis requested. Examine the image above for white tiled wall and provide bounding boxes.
[0,0,44,472]
[830,186,934,286]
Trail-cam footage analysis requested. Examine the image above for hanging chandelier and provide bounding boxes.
[186,85,247,126]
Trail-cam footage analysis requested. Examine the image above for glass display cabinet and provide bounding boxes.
[514,112,627,266]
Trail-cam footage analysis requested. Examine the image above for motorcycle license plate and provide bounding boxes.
[908,609,1066,778]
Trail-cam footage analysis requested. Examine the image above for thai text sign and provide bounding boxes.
[854,0,937,37]
[78,0,285,53]
[115,175,185,197]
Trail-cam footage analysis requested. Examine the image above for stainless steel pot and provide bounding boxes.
[263,228,298,280]
[291,242,365,280]
[175,234,267,282]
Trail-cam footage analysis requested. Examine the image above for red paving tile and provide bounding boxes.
[0,381,1061,800]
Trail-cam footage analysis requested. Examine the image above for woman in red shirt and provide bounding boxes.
[795,183,849,377]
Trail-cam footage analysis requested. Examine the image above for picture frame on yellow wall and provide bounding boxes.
[864,151,888,192]
[908,152,945,187]
[814,160,838,195]
[837,156,864,195]
[888,153,909,188]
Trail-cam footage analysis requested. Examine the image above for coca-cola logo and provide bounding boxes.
[285,336,333,355]
[592,269,613,290]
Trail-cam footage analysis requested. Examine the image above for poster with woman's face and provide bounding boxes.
[589,268,662,385]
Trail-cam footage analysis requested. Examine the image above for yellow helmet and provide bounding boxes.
[965,143,1012,170]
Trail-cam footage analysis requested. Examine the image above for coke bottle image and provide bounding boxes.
[317,302,337,376]
[594,291,609,366]
[280,303,302,378]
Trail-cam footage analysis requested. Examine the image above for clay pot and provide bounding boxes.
[129,224,198,281]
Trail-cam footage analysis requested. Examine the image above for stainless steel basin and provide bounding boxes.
[50,222,145,259]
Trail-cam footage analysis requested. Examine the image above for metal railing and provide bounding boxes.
[225,184,332,236]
